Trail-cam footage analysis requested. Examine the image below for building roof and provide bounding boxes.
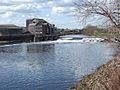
[27,18,50,27]
[0,24,20,28]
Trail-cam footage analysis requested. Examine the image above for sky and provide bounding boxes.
[0,0,83,29]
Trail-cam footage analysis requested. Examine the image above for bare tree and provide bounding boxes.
[74,0,120,29]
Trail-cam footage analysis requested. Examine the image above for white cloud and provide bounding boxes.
[6,0,33,3]
[0,1,44,19]
[0,0,78,28]
[52,6,66,15]
[46,14,50,17]
[70,7,76,11]
[1,11,14,18]
[44,17,54,23]
[52,6,76,16]
[11,0,33,2]
[0,0,75,16]
[62,0,73,3]
[47,1,55,5]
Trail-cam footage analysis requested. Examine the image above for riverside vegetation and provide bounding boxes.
[71,0,120,89]
[70,25,120,90]
[74,51,120,90]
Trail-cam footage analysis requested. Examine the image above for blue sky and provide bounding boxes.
[0,0,83,29]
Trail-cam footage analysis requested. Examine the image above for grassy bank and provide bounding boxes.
[94,32,119,38]
[83,31,120,43]
[70,50,120,90]
[93,32,120,39]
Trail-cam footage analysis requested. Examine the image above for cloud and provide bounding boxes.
[2,0,34,4]
[12,3,42,13]
[52,6,66,14]
[46,14,50,17]
[52,6,76,15]
[0,11,14,18]
[0,0,79,29]
[0,0,75,17]
[46,0,76,16]
[0,1,43,19]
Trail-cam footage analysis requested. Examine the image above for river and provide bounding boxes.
[0,35,118,90]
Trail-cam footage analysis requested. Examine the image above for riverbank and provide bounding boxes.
[70,48,120,90]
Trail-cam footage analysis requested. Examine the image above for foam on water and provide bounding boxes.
[0,37,104,47]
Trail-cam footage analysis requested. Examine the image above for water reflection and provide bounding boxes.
[0,44,55,53]
[27,44,55,53]
[0,38,118,90]
[0,44,55,72]
[0,45,22,53]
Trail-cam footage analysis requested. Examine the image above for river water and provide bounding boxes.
[0,35,118,90]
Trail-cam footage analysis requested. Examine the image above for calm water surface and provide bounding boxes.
[0,35,118,90]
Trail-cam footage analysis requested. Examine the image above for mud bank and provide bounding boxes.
[70,52,120,90]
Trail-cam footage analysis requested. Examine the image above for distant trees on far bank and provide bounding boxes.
[81,25,107,35]
[59,28,82,35]
[59,25,119,38]
[81,25,120,38]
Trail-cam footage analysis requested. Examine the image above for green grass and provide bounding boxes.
[93,32,120,38]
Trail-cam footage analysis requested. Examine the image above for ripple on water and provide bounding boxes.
[0,35,118,90]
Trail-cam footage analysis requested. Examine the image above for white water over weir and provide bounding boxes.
[0,36,105,47]
[57,37,104,43]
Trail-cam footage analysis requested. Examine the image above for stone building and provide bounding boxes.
[26,18,58,35]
